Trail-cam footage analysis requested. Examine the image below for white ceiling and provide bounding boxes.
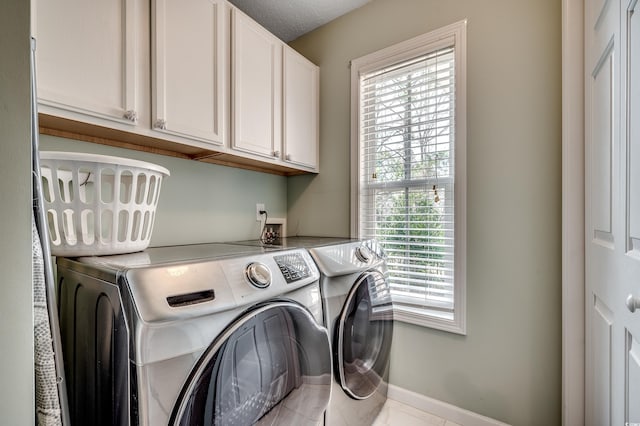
[227,0,371,42]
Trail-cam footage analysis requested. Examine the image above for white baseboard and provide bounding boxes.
[387,385,511,426]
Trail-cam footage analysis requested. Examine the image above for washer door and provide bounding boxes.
[336,271,394,400]
[170,301,331,426]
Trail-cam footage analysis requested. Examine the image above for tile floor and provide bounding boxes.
[372,398,461,426]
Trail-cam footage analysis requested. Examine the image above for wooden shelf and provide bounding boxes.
[38,114,310,176]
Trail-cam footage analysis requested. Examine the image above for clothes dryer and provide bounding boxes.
[56,243,332,426]
[308,240,394,426]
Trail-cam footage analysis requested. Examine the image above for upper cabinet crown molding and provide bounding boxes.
[33,0,319,175]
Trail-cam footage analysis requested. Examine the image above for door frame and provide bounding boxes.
[562,0,585,424]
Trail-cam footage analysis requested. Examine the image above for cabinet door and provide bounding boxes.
[283,47,319,171]
[35,0,137,125]
[152,0,227,146]
[231,9,282,159]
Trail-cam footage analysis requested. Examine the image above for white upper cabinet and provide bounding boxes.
[151,0,227,146]
[35,0,138,125]
[34,0,319,174]
[231,8,319,171]
[231,8,282,159]
[283,47,319,171]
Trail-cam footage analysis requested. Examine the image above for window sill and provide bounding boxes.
[393,305,466,335]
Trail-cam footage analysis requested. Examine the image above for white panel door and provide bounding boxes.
[585,0,640,424]
[152,0,227,146]
[35,0,137,125]
[623,1,640,422]
[283,47,319,171]
[231,8,282,159]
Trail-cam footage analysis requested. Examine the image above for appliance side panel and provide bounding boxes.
[57,267,130,426]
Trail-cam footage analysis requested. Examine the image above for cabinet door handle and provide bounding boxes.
[273,150,280,157]
[626,294,640,313]
[154,119,167,130]
[123,110,138,123]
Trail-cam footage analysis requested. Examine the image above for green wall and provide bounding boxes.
[39,136,287,245]
[0,0,34,422]
[289,0,562,424]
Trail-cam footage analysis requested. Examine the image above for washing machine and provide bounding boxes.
[55,243,332,426]
[308,240,394,426]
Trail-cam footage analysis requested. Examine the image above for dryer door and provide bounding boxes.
[170,300,331,426]
[336,270,394,400]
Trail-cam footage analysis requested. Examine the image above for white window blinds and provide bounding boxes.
[358,45,457,319]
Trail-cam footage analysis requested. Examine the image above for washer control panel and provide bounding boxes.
[274,253,311,283]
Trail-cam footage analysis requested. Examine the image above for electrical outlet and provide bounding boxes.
[256,203,265,221]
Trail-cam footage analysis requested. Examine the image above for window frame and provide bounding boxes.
[350,20,467,334]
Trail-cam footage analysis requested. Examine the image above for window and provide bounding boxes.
[350,21,467,333]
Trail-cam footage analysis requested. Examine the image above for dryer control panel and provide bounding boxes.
[274,253,311,283]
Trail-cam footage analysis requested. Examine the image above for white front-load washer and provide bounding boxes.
[308,240,394,426]
[55,243,332,426]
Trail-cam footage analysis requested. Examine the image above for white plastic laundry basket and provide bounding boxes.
[39,151,170,256]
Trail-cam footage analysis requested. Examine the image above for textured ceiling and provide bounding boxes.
[227,0,371,42]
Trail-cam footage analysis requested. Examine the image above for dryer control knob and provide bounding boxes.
[246,262,272,288]
[355,246,373,263]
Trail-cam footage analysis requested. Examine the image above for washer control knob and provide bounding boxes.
[246,262,271,288]
[355,245,373,263]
